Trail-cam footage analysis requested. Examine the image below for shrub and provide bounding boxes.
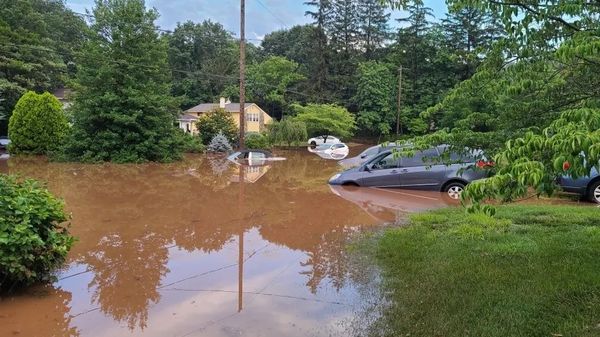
[244,132,271,149]
[196,108,238,145]
[8,91,70,155]
[268,119,308,147]
[207,132,233,153]
[0,174,74,291]
[176,131,205,153]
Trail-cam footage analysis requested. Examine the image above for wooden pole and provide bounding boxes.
[239,0,246,149]
[396,66,402,135]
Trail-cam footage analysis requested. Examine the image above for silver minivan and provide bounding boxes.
[328,146,488,200]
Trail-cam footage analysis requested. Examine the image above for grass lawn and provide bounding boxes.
[368,205,600,337]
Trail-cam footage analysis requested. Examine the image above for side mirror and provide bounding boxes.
[364,164,372,172]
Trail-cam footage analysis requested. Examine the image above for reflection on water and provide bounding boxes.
[0,148,447,337]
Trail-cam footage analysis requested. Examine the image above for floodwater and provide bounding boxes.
[0,147,454,337]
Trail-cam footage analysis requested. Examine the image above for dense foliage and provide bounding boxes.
[292,103,356,140]
[268,119,308,147]
[0,0,86,135]
[244,132,271,150]
[0,174,74,291]
[195,108,238,146]
[8,91,69,155]
[60,0,183,163]
[206,132,233,153]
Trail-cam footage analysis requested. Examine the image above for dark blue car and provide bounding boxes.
[559,167,600,204]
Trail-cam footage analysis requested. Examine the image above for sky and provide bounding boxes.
[66,0,447,42]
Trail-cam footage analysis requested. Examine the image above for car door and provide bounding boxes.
[360,152,401,187]
[398,148,447,190]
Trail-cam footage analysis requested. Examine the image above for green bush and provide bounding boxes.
[176,131,205,153]
[196,108,238,145]
[8,91,70,155]
[0,174,74,291]
[268,119,307,147]
[244,132,271,149]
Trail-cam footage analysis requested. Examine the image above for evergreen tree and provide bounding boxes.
[329,0,359,54]
[62,0,182,163]
[357,0,390,59]
[442,6,503,79]
[304,0,333,102]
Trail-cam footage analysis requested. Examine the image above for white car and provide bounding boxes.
[313,143,349,160]
[0,137,10,151]
[308,135,341,147]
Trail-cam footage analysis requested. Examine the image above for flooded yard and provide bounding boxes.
[0,147,453,337]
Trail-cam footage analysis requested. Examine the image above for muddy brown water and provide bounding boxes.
[0,147,454,337]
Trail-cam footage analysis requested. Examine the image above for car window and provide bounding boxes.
[333,144,345,149]
[448,151,477,163]
[361,146,379,158]
[400,148,440,167]
[250,152,266,159]
[371,153,399,170]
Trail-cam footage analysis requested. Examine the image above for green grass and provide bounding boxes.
[369,205,600,337]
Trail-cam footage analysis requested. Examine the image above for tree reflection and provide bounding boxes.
[0,286,79,337]
[6,151,379,332]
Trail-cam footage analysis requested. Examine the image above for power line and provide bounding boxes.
[253,0,289,29]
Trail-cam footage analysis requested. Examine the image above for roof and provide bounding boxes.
[52,88,73,100]
[186,103,254,113]
[177,113,199,121]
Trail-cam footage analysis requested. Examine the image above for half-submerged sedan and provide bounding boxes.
[329,146,489,200]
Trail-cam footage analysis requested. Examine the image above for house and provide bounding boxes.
[52,88,73,109]
[178,97,273,135]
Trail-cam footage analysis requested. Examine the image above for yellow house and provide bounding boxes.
[178,97,273,135]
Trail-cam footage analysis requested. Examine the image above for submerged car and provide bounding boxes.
[559,167,600,204]
[227,150,272,166]
[339,143,397,168]
[309,143,349,160]
[308,135,341,147]
[329,146,488,200]
[0,136,10,151]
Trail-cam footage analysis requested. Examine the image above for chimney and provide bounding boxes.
[219,97,226,109]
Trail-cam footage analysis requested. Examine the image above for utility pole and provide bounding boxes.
[396,65,402,135]
[239,0,246,149]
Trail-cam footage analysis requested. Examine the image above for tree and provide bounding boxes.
[206,132,233,153]
[442,5,502,79]
[8,91,69,155]
[357,0,390,59]
[0,0,86,135]
[196,108,238,145]
[395,1,600,211]
[353,61,396,136]
[0,174,74,291]
[224,56,306,120]
[268,119,308,147]
[261,25,329,103]
[292,103,356,139]
[304,0,333,100]
[61,0,183,163]
[166,20,239,110]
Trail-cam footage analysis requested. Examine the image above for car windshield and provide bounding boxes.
[227,152,242,161]
[316,144,332,150]
[360,146,379,158]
